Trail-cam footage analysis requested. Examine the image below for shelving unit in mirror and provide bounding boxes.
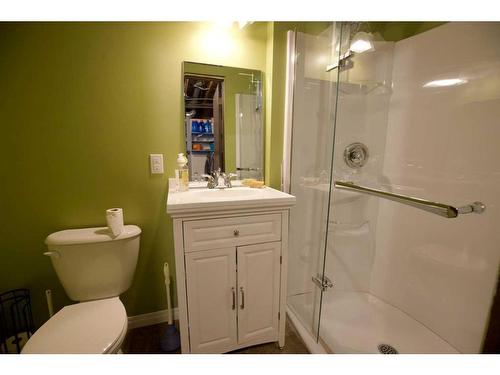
[184,75,224,179]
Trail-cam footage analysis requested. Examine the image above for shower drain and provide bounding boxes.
[377,344,399,354]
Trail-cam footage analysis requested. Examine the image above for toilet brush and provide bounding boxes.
[160,262,181,352]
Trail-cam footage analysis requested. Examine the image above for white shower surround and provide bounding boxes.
[370,22,500,353]
[286,22,500,354]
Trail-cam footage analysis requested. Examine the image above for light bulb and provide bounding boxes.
[349,32,374,54]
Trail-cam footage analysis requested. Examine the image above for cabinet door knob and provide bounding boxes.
[233,229,240,236]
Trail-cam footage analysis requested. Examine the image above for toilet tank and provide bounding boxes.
[45,225,141,302]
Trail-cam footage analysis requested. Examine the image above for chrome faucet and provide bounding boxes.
[202,168,237,189]
[201,173,217,189]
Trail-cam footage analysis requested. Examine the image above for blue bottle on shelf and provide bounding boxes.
[206,120,212,133]
[191,120,199,133]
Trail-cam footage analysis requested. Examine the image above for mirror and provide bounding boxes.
[182,61,264,181]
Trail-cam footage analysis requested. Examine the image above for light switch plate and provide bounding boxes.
[150,154,164,174]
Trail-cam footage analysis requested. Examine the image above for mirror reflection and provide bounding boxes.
[183,62,264,181]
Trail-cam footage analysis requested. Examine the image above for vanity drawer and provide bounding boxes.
[183,214,282,252]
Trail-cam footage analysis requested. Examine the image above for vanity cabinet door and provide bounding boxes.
[185,248,237,353]
[236,242,281,345]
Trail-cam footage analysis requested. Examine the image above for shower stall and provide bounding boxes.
[284,22,500,354]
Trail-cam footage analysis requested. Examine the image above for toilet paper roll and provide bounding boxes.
[106,208,124,237]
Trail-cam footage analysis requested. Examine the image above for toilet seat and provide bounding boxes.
[22,297,128,354]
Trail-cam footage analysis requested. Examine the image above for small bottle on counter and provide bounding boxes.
[175,153,189,192]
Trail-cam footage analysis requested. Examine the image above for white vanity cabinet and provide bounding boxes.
[185,241,281,353]
[167,186,295,353]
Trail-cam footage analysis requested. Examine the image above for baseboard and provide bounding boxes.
[127,308,179,330]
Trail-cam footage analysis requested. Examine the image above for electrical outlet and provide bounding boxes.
[150,154,164,174]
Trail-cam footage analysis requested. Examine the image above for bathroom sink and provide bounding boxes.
[193,187,263,201]
[167,183,295,215]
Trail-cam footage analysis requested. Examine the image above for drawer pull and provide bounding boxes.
[240,287,245,309]
[231,287,236,310]
[233,229,240,237]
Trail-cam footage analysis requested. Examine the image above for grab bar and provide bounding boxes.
[334,181,485,219]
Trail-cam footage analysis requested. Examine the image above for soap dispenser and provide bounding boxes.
[176,153,189,192]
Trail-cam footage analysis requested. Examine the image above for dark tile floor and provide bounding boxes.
[122,318,309,354]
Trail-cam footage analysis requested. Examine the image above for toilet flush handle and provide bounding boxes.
[43,251,61,258]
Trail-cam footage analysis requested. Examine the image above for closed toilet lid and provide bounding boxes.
[22,297,127,354]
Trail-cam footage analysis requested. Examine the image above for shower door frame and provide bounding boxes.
[281,31,296,193]
[283,25,344,353]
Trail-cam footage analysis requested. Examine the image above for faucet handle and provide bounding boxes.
[223,172,238,188]
[201,173,217,188]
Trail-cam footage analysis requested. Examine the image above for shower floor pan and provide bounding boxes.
[288,291,459,354]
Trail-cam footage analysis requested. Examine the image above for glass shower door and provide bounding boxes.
[318,22,500,354]
[286,23,343,343]
[317,22,396,353]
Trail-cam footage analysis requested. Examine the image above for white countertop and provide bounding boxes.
[167,182,296,216]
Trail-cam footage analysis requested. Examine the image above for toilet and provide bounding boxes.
[22,225,141,354]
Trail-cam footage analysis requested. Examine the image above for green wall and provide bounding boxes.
[0,22,268,327]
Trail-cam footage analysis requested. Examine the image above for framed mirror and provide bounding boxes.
[182,61,264,181]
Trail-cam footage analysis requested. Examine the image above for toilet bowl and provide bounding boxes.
[22,297,128,354]
[22,225,141,354]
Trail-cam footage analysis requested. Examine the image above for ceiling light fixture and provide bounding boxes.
[349,32,374,54]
